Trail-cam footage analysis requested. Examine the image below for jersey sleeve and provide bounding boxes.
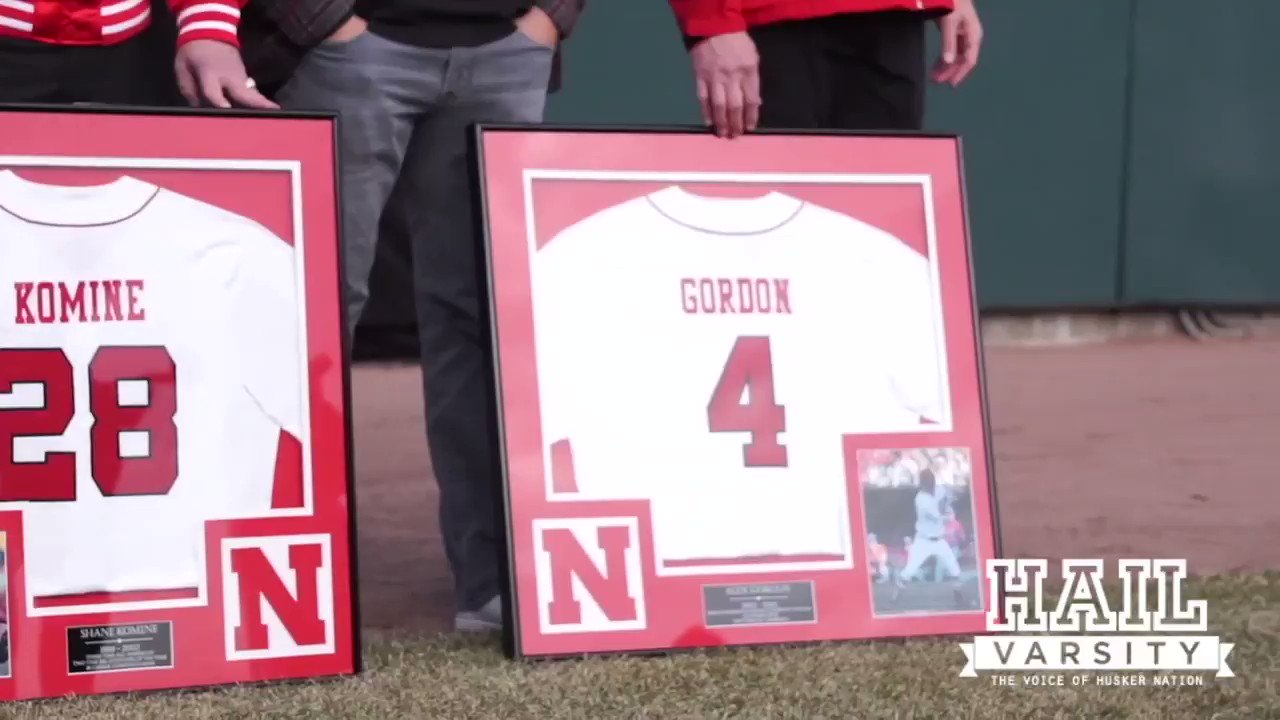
[169,0,244,47]
[531,216,620,497]
[231,226,305,440]
[667,0,746,37]
[884,246,948,424]
[530,229,589,480]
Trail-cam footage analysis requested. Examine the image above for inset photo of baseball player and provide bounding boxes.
[859,448,983,617]
[0,533,10,677]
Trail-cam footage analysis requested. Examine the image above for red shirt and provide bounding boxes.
[0,0,244,48]
[670,0,954,38]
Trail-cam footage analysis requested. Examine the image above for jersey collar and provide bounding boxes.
[645,185,805,236]
[0,170,160,227]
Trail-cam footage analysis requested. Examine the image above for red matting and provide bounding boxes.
[0,109,357,701]
[477,128,997,658]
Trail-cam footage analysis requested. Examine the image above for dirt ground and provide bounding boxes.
[348,338,1280,633]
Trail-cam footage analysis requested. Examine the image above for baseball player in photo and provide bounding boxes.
[892,468,966,607]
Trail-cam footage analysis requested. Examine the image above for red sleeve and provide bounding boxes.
[668,0,746,38]
[167,0,245,47]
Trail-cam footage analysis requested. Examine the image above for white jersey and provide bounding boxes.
[0,171,303,600]
[914,489,947,540]
[532,186,947,566]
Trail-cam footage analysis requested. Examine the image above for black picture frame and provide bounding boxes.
[0,103,362,699]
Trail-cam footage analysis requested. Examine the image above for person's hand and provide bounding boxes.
[933,0,983,86]
[175,39,279,109]
[515,6,560,48]
[326,14,368,43]
[689,32,761,139]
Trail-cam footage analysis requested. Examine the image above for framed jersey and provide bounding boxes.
[0,106,358,699]
[471,125,1001,659]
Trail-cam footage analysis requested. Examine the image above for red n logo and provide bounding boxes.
[534,518,646,634]
[222,534,336,660]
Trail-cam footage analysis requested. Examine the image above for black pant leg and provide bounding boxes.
[0,34,161,106]
[0,37,64,103]
[749,18,833,129]
[143,0,187,106]
[61,35,161,105]
[827,11,928,131]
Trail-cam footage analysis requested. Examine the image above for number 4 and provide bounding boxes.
[707,336,788,467]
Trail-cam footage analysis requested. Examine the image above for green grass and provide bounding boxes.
[8,574,1280,720]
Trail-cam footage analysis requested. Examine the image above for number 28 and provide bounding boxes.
[0,346,178,502]
[707,336,788,468]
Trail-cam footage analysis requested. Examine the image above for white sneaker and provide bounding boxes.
[455,595,504,633]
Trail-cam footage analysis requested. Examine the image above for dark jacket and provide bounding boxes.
[240,0,586,96]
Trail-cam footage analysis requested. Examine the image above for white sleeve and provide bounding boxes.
[885,247,947,424]
[530,231,589,458]
[231,226,305,440]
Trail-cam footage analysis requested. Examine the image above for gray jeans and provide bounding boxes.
[278,28,553,612]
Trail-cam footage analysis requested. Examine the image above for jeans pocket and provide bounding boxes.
[507,28,557,54]
[311,29,379,59]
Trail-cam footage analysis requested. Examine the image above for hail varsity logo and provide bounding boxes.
[959,559,1234,687]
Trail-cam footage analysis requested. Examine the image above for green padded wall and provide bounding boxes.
[925,1,1133,309]
[546,3,699,124]
[1120,0,1280,306]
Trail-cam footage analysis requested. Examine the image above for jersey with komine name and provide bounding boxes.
[532,185,947,568]
[0,170,303,604]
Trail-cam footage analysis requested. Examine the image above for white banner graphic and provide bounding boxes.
[958,635,1234,678]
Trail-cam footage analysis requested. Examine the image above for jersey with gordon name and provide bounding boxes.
[532,186,947,565]
[0,171,302,602]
